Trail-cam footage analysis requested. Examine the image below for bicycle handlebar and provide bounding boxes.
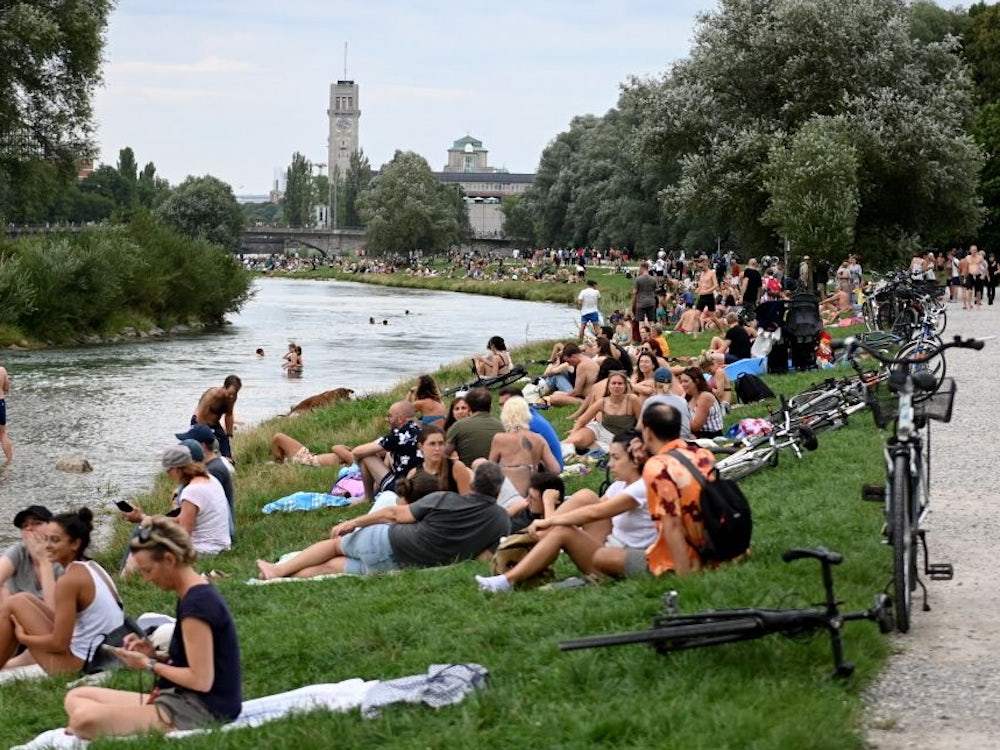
[782,547,843,565]
[844,334,984,365]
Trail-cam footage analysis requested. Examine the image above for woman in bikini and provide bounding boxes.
[488,397,561,501]
[410,423,472,494]
[698,355,732,412]
[564,371,643,453]
[0,508,123,675]
[407,374,447,424]
[473,336,513,378]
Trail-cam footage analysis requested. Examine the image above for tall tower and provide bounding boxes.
[328,80,360,183]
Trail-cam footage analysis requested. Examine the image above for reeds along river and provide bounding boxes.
[0,277,577,545]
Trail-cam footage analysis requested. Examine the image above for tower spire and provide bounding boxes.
[343,42,348,80]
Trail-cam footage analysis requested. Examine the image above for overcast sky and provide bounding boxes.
[92,1,718,195]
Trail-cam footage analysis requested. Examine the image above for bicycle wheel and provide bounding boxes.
[889,453,915,633]
[895,337,946,400]
[716,445,775,481]
[932,306,947,336]
[892,307,918,339]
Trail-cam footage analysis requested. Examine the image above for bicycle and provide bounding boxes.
[845,334,984,632]
[441,363,529,397]
[715,402,818,482]
[559,547,893,678]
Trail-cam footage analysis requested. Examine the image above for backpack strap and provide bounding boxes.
[666,449,711,489]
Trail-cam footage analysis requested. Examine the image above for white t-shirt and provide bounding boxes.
[606,479,657,549]
[578,287,601,315]
[180,475,232,554]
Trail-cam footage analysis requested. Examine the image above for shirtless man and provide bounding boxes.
[0,359,11,463]
[546,343,600,408]
[959,251,972,310]
[820,289,852,324]
[191,374,241,459]
[694,255,722,330]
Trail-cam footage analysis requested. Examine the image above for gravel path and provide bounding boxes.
[864,303,1000,749]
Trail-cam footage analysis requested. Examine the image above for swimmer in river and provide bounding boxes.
[369,317,376,324]
[255,348,265,357]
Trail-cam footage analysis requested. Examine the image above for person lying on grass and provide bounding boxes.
[476,430,653,591]
[256,462,510,579]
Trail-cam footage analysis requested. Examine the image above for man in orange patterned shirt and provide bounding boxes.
[641,403,717,575]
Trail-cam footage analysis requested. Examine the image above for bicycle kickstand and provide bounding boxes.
[917,530,954,615]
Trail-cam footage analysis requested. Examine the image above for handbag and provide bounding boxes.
[81,561,146,675]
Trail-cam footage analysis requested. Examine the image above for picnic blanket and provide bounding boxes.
[11,663,489,749]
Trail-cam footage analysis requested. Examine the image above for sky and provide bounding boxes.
[92,1,719,196]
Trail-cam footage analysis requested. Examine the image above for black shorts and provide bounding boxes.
[696,294,716,312]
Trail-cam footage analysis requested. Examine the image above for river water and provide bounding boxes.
[0,277,576,546]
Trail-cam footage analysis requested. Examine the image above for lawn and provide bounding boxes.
[1,330,890,750]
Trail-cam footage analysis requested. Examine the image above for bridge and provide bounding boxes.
[5,224,515,256]
[241,226,515,256]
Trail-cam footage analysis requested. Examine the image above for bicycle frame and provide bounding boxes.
[559,547,893,678]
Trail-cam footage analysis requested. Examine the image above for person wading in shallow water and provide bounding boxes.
[191,375,241,460]
[0,357,11,463]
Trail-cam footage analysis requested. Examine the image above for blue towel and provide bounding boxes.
[262,492,354,514]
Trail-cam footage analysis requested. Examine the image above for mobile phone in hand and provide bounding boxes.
[116,500,134,513]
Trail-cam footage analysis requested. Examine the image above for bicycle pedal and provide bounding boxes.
[861,484,885,502]
[927,563,953,580]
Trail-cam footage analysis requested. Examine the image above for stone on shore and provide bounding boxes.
[56,455,93,473]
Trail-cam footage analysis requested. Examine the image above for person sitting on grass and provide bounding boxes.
[413,423,472,494]
[563,371,642,454]
[64,518,241,738]
[0,508,123,675]
[488,397,561,511]
[407,374,447,424]
[699,355,732,412]
[443,395,471,431]
[473,336,513,378]
[256,463,510,579]
[678,366,725,440]
[475,430,654,591]
[352,400,423,502]
[540,342,600,407]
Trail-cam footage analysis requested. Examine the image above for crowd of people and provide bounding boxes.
[6,240,991,742]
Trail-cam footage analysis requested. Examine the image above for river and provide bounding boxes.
[0,277,576,546]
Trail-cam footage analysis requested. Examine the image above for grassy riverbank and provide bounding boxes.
[2,329,891,749]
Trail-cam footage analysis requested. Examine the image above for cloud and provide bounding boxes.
[109,56,256,76]
[103,86,216,104]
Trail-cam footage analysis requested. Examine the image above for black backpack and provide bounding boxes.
[734,373,775,404]
[669,450,752,562]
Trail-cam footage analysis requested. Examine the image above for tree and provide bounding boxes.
[136,162,170,209]
[501,195,536,245]
[634,0,983,264]
[356,151,467,254]
[155,175,244,251]
[341,149,373,228]
[0,0,114,221]
[966,2,1000,249]
[282,152,314,227]
[762,118,860,261]
[115,147,138,209]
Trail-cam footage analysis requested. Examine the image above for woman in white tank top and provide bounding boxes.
[0,507,123,675]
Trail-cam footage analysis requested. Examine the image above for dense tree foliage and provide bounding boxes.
[967,2,1000,250]
[357,151,468,253]
[155,175,244,251]
[0,0,113,223]
[339,149,373,228]
[518,0,987,268]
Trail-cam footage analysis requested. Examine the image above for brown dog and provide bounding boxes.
[289,388,355,415]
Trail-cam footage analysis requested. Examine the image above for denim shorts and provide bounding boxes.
[339,524,401,575]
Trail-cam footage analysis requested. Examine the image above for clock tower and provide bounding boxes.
[327,80,360,183]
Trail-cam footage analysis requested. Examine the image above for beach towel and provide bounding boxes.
[261,492,354,514]
[11,664,489,749]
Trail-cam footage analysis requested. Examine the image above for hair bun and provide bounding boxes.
[76,507,94,528]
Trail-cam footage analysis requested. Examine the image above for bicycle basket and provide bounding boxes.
[868,379,899,429]
[915,377,956,426]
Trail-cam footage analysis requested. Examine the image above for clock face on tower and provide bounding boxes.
[335,117,351,131]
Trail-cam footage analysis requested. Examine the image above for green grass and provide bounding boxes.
[0,333,890,749]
